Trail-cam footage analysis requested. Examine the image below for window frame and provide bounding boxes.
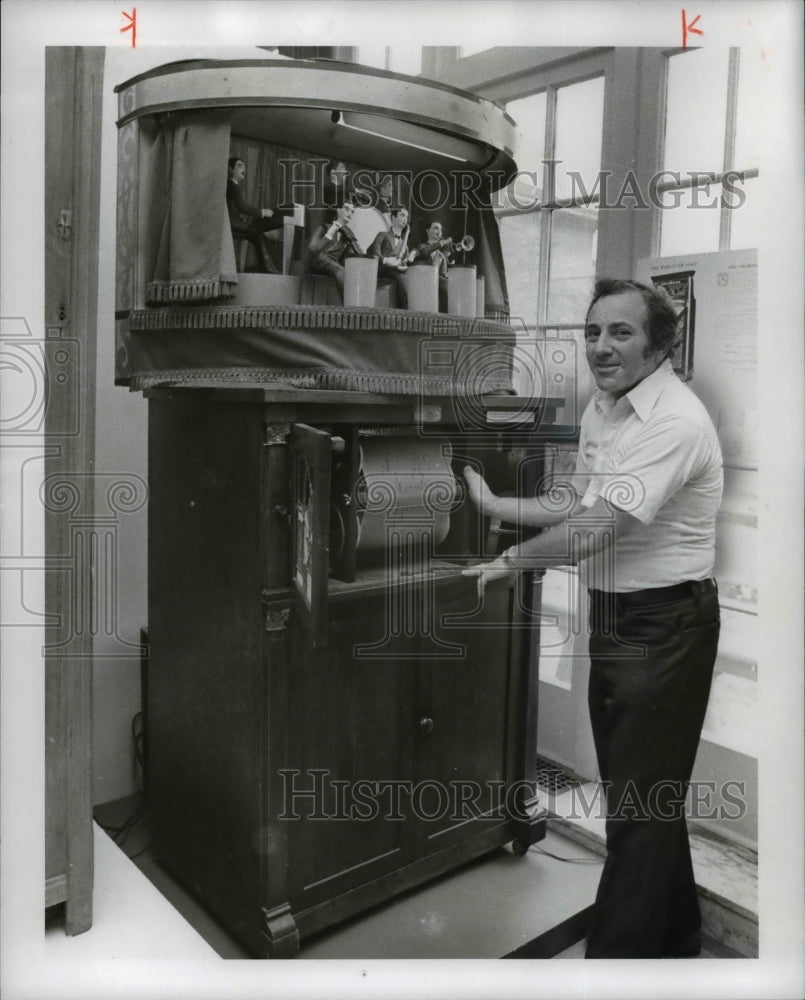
[496,54,612,336]
[656,46,761,256]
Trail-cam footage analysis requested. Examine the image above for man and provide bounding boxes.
[226,157,280,273]
[463,278,723,959]
[408,219,453,311]
[369,206,411,308]
[306,200,362,299]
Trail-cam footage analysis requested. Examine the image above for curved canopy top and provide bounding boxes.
[115,58,518,187]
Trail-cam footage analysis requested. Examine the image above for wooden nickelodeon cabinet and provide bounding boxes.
[115,56,564,958]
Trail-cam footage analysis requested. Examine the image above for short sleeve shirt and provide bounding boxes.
[574,359,723,591]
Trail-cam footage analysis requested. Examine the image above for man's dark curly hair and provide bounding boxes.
[586,278,680,357]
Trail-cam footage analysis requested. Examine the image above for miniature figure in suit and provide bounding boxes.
[226,157,280,273]
[408,220,455,311]
[368,207,411,308]
[307,201,362,298]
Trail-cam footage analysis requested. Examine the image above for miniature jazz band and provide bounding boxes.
[226,156,471,308]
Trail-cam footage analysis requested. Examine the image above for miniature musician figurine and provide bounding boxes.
[306,200,362,299]
[226,157,280,273]
[368,206,411,308]
[408,219,454,311]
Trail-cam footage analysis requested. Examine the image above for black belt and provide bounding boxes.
[588,578,716,608]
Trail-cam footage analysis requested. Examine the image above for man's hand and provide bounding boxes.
[461,555,515,600]
[261,208,274,219]
[463,466,497,514]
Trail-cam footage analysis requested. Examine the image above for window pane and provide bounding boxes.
[506,92,547,203]
[664,49,729,172]
[499,211,542,329]
[659,183,722,256]
[729,176,760,250]
[546,207,598,324]
[554,77,605,202]
[734,47,770,170]
[388,47,422,76]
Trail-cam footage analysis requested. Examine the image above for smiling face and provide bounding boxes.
[584,290,666,398]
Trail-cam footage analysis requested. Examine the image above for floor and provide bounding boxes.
[42,796,743,962]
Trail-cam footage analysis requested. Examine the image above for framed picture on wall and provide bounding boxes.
[651,269,696,381]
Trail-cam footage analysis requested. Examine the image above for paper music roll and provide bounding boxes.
[355,438,456,552]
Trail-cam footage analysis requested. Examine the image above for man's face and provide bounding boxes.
[584,291,666,398]
[392,209,408,231]
[427,222,442,242]
[338,202,355,225]
[230,160,246,183]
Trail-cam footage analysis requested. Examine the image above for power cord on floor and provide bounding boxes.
[96,712,150,858]
[531,844,603,864]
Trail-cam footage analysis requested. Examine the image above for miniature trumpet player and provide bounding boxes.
[408,219,454,310]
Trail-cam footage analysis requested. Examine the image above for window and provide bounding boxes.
[499,77,604,407]
[659,47,764,255]
[356,46,422,76]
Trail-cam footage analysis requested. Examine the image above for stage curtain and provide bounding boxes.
[469,195,510,320]
[146,110,238,304]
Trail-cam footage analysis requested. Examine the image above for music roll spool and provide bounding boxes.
[355,438,456,554]
[344,256,379,308]
[447,265,477,317]
[401,264,439,313]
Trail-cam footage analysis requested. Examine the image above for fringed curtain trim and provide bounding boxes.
[129,305,513,340]
[129,366,489,396]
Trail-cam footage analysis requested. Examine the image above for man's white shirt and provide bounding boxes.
[574,359,723,591]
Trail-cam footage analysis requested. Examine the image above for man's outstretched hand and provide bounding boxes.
[463,466,496,513]
[461,554,514,599]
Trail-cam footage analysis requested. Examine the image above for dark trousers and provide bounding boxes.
[377,265,408,308]
[232,223,280,274]
[309,253,345,295]
[585,581,720,958]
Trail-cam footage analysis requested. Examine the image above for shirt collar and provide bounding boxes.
[593,358,675,421]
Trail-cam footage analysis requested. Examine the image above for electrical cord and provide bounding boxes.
[96,711,149,855]
[531,845,603,865]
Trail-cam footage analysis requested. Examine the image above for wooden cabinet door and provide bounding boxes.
[283,585,416,910]
[412,574,525,853]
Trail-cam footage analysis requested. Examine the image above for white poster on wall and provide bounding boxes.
[636,249,758,471]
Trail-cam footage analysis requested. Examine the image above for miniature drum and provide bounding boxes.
[447,265,477,317]
[349,206,388,256]
[344,256,379,308]
[400,264,439,313]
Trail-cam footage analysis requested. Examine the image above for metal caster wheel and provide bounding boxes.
[511,838,529,856]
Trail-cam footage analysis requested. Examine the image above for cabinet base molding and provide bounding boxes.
[262,902,300,957]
